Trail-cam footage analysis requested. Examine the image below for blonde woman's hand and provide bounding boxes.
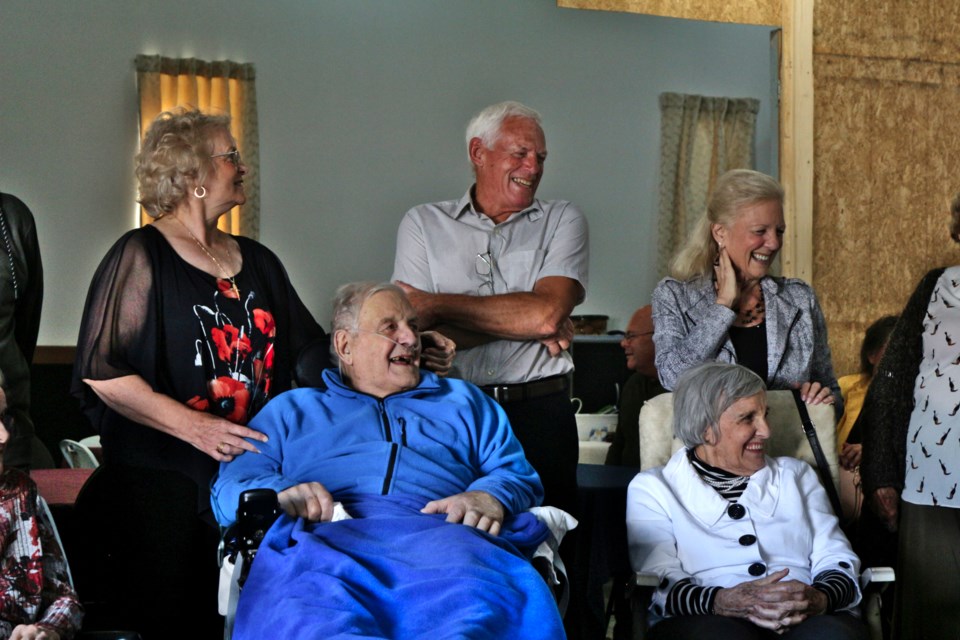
[714,246,739,309]
[798,381,834,405]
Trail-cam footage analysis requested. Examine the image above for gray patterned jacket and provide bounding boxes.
[652,274,842,417]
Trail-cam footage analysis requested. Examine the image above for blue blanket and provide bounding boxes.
[233,494,565,639]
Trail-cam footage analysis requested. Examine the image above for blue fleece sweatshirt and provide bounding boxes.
[211,369,544,526]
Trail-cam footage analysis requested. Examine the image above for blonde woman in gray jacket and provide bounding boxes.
[652,169,841,416]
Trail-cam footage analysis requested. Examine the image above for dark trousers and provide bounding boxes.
[498,389,580,518]
[73,464,223,639]
[498,390,584,637]
[649,613,868,640]
[894,501,960,640]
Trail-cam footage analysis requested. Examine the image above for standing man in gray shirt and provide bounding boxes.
[392,100,589,528]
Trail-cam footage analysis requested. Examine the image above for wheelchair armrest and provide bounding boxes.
[629,572,659,640]
[860,566,895,588]
[634,571,659,588]
[219,489,283,567]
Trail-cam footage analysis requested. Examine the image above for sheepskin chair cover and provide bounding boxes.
[638,390,839,491]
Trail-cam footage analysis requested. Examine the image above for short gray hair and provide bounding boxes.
[672,362,766,448]
[330,281,405,364]
[465,101,543,153]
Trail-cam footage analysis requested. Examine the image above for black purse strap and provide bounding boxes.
[790,389,843,518]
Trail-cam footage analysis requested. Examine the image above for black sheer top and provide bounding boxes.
[71,225,326,509]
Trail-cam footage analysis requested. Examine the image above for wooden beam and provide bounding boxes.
[556,0,779,26]
[778,0,815,282]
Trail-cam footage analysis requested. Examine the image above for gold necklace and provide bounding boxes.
[169,215,240,298]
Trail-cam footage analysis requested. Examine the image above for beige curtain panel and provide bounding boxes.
[135,54,260,239]
[657,93,759,277]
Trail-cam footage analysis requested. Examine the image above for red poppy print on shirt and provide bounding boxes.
[212,324,253,363]
[188,279,276,426]
[207,375,251,424]
[254,309,276,337]
[218,278,240,299]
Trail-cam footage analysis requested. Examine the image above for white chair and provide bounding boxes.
[59,439,99,469]
[631,390,893,640]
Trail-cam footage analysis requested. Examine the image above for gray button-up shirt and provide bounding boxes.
[392,188,589,385]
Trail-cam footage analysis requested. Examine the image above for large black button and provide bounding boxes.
[739,534,757,546]
[839,561,851,569]
[727,503,746,519]
[748,562,766,576]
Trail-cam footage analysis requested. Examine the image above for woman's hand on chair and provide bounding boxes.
[798,381,834,405]
[278,482,336,522]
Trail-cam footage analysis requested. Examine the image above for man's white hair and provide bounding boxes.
[465,101,542,155]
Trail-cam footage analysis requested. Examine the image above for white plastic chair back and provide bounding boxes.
[38,495,74,586]
[59,439,100,469]
[638,390,840,491]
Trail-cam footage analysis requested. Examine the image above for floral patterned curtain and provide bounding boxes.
[657,93,759,276]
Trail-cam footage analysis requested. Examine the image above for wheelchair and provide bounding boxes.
[217,488,576,639]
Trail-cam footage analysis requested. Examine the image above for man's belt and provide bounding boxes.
[480,375,568,404]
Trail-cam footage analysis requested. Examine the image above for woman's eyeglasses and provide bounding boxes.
[211,149,242,169]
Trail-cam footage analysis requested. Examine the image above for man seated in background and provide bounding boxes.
[212,281,564,640]
[605,304,665,467]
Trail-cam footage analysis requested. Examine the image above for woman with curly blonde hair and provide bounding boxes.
[71,108,325,637]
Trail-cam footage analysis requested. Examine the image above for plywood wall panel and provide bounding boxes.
[815,3,960,63]
[814,45,960,374]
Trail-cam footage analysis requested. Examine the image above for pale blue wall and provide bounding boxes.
[0,0,776,344]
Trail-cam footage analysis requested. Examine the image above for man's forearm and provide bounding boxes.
[424,292,561,339]
[404,276,581,342]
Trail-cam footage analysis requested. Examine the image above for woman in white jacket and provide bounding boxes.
[627,362,866,639]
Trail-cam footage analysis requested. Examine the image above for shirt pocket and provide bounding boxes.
[497,249,546,292]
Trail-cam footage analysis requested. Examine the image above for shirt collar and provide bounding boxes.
[451,185,544,224]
